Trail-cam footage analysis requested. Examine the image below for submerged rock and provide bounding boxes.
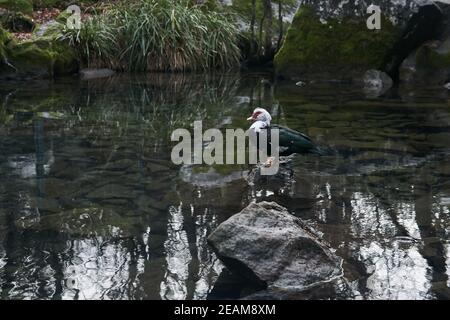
[363,69,393,97]
[15,207,144,238]
[207,201,344,293]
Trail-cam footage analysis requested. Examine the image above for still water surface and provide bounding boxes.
[0,73,449,300]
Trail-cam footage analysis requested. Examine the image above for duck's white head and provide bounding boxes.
[246,108,272,125]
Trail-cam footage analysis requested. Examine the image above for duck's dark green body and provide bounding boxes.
[269,124,323,156]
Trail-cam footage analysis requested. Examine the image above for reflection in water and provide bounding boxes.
[160,203,192,300]
[0,74,450,299]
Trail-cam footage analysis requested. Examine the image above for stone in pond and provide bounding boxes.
[363,69,393,97]
[80,68,115,80]
[207,201,344,292]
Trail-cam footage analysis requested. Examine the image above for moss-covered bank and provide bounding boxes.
[0,23,78,78]
[274,5,401,79]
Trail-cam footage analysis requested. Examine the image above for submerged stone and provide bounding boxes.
[363,69,393,97]
[87,184,136,200]
[15,207,144,238]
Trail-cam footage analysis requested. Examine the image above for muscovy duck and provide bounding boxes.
[247,108,324,157]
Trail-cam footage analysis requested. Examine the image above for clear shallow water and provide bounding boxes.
[0,73,449,300]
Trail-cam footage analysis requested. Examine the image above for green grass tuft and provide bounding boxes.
[59,0,241,72]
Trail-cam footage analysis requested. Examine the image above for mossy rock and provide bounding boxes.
[415,45,450,69]
[0,11,35,32]
[274,5,401,79]
[6,38,78,77]
[0,0,33,14]
[34,19,63,38]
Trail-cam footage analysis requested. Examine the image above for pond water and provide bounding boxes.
[0,73,449,300]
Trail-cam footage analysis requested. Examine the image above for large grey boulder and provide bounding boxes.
[207,201,344,292]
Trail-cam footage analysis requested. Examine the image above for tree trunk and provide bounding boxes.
[258,12,266,57]
[250,0,256,56]
[277,0,283,50]
[263,0,273,60]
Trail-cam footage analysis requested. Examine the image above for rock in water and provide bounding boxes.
[207,202,343,292]
[363,69,393,97]
[80,68,115,80]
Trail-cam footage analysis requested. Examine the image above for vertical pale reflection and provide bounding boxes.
[62,238,131,300]
[160,203,192,300]
[446,244,450,291]
[349,192,430,299]
[361,243,430,299]
[193,208,223,300]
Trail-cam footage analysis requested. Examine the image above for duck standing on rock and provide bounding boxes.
[246,108,325,161]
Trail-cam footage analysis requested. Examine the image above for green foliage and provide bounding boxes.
[0,0,33,14]
[232,0,297,22]
[59,0,241,72]
[0,25,11,63]
[275,5,401,77]
[231,0,297,61]
[59,13,117,69]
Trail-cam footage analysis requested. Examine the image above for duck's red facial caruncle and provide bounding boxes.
[247,108,272,124]
[247,111,262,121]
